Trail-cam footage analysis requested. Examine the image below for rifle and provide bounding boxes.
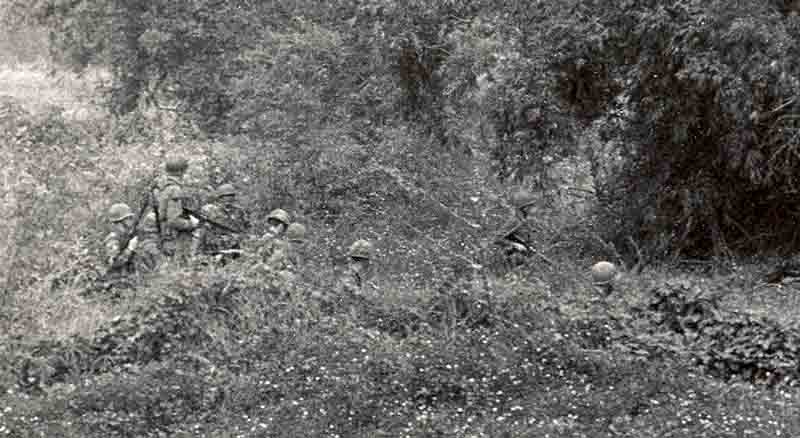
[117,194,151,260]
[183,206,243,234]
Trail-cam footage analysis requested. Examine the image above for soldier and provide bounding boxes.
[258,208,291,261]
[337,239,374,297]
[591,261,617,295]
[135,211,162,273]
[190,203,241,264]
[157,156,201,265]
[102,203,139,294]
[494,189,539,269]
[205,183,249,261]
[268,223,307,293]
[215,183,250,231]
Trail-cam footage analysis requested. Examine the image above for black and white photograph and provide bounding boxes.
[2,1,800,436]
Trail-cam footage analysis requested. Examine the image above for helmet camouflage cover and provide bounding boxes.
[267,208,290,226]
[348,239,373,260]
[286,223,306,242]
[108,203,134,223]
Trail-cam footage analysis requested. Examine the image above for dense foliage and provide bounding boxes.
[5,0,800,436]
[10,0,800,260]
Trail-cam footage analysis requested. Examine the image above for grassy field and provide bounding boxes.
[2,63,800,438]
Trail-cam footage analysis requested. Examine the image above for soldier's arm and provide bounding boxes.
[105,235,135,269]
[164,189,196,231]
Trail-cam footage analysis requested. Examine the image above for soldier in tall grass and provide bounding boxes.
[101,203,139,294]
[257,208,290,261]
[337,239,375,297]
[135,212,162,273]
[494,189,539,270]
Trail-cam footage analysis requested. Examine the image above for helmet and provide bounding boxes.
[140,211,158,233]
[165,156,189,174]
[348,239,373,260]
[591,261,617,285]
[267,208,290,226]
[108,203,134,223]
[286,223,306,242]
[216,183,236,198]
[201,203,221,220]
[511,189,537,210]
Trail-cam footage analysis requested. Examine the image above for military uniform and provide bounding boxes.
[335,239,374,301]
[135,211,162,273]
[258,208,291,262]
[494,189,539,270]
[211,184,249,256]
[266,223,306,292]
[101,203,139,294]
[157,158,200,265]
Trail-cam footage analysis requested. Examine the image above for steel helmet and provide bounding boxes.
[348,239,373,260]
[216,183,236,198]
[165,156,189,174]
[286,223,306,242]
[511,189,537,210]
[591,261,617,285]
[267,208,290,226]
[108,203,134,223]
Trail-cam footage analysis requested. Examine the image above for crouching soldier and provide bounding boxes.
[257,208,291,261]
[192,184,250,264]
[135,212,162,274]
[216,183,250,233]
[494,189,539,272]
[101,203,139,296]
[337,239,375,297]
[267,223,307,294]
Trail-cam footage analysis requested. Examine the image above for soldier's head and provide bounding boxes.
[108,203,135,230]
[511,189,537,218]
[140,211,158,234]
[347,239,373,272]
[165,156,189,177]
[286,223,306,245]
[216,183,237,200]
[266,208,290,236]
[591,261,617,289]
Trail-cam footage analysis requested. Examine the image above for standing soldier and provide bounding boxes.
[157,156,201,265]
[494,189,539,270]
[135,211,162,274]
[102,202,140,294]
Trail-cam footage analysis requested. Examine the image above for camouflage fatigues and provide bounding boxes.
[157,175,198,264]
[495,214,538,270]
[191,202,246,264]
[337,267,367,297]
[103,230,138,291]
[135,212,162,273]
